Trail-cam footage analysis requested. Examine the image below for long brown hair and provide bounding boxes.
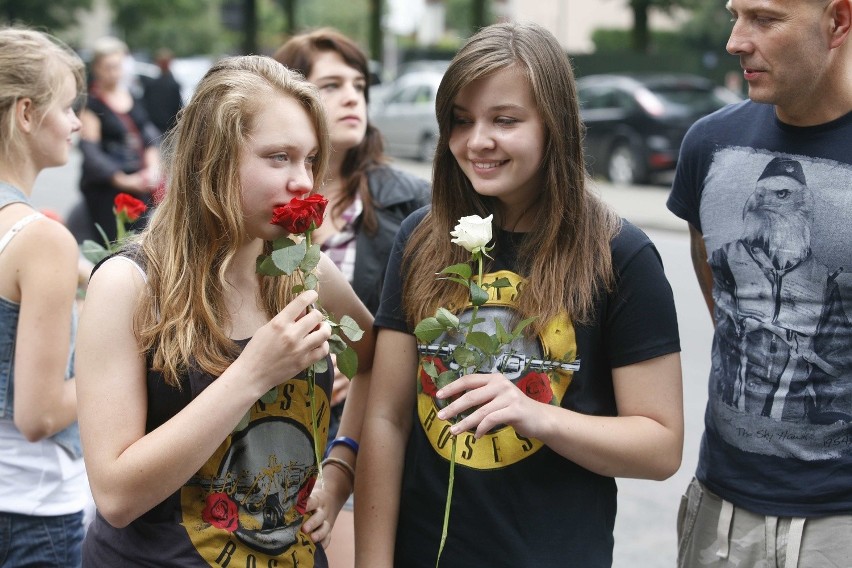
[134,55,330,386]
[273,27,386,234]
[403,22,620,333]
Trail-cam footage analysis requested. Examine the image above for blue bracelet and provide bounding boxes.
[325,436,359,458]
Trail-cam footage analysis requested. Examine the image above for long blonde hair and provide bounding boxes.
[135,55,330,386]
[0,27,85,162]
[403,22,620,332]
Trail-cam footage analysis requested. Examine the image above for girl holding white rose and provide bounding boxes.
[355,22,683,567]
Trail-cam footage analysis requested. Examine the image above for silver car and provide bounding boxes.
[370,70,444,162]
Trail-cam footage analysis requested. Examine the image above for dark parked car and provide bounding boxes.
[577,73,741,184]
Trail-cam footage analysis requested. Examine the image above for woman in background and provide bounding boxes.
[79,36,160,242]
[0,27,89,567]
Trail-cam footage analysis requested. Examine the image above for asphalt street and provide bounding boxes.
[33,151,709,568]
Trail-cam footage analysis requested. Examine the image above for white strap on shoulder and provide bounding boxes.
[0,213,44,256]
[102,255,148,282]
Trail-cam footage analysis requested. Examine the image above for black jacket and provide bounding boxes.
[352,165,430,314]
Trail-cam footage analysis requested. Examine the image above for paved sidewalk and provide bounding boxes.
[592,179,687,234]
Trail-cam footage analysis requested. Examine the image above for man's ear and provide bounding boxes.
[15,97,35,134]
[828,0,852,49]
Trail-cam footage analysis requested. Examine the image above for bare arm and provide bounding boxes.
[12,219,80,440]
[354,329,418,568]
[689,223,715,323]
[302,254,377,537]
[77,258,332,528]
[438,351,684,481]
[79,108,102,143]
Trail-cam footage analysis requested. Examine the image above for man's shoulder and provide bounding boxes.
[687,99,769,139]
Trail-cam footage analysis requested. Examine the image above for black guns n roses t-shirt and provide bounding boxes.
[374,208,680,567]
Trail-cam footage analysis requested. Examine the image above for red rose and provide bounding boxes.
[516,372,553,404]
[270,194,328,234]
[295,476,317,515]
[113,193,148,223]
[419,356,446,397]
[201,492,239,532]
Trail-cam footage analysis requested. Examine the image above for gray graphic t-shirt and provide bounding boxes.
[669,100,852,516]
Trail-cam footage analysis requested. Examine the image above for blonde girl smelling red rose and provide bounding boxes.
[76,55,374,567]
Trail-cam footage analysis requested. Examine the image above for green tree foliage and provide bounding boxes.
[679,0,733,53]
[296,0,371,48]
[109,0,227,56]
[622,0,682,53]
[445,0,494,40]
[591,27,684,53]
[0,0,92,30]
[605,0,730,54]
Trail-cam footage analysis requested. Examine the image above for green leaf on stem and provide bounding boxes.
[80,240,109,264]
[465,331,498,355]
[94,222,111,249]
[414,317,445,343]
[436,369,457,390]
[272,235,298,249]
[303,272,318,290]
[422,358,439,379]
[435,307,459,330]
[489,277,512,289]
[470,281,489,307]
[257,255,286,276]
[328,334,348,354]
[336,346,358,379]
[511,317,537,339]
[300,243,321,273]
[337,315,364,342]
[438,276,474,289]
[312,358,329,374]
[439,263,472,280]
[494,319,511,345]
[452,344,481,368]
[270,239,306,275]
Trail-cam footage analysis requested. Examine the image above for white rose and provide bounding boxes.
[450,214,493,254]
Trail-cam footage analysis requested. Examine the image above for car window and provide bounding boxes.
[612,89,637,111]
[388,85,420,104]
[579,86,636,112]
[649,86,730,114]
[414,86,432,104]
[579,86,615,109]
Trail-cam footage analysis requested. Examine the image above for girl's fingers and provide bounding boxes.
[310,520,332,547]
[300,493,323,532]
[436,374,500,420]
[275,290,320,323]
